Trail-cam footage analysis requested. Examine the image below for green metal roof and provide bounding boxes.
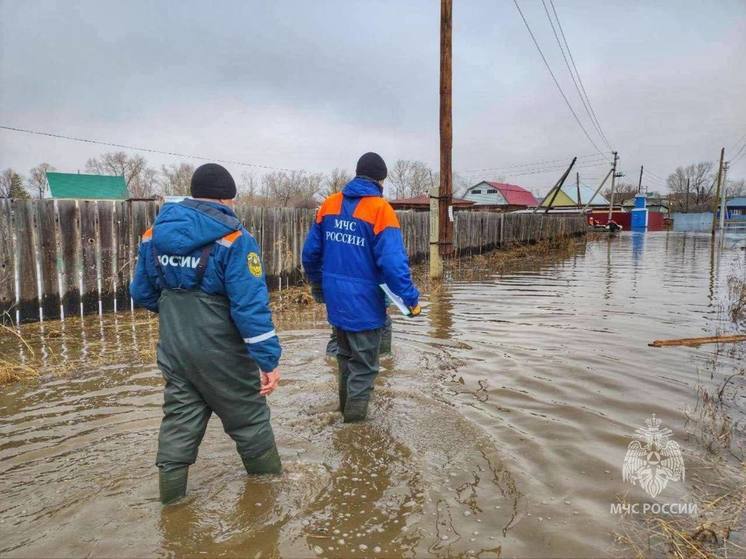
[47,172,129,200]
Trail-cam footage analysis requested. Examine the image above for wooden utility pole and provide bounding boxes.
[685,178,690,212]
[581,167,613,212]
[538,158,577,214]
[637,165,644,194]
[719,161,729,233]
[576,172,581,208]
[429,182,442,277]
[436,0,454,265]
[607,151,619,222]
[711,147,725,236]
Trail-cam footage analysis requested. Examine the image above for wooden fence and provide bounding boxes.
[0,199,586,324]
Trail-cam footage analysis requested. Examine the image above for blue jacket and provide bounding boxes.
[302,177,419,331]
[130,199,281,372]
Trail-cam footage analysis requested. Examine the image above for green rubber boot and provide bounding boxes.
[380,319,392,354]
[338,371,349,412]
[343,399,369,423]
[242,445,282,475]
[159,467,188,505]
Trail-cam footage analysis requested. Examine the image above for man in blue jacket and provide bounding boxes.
[130,163,282,505]
[302,152,420,422]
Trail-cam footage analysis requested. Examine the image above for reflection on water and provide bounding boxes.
[0,232,744,558]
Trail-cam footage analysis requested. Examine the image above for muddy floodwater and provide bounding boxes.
[1,232,745,558]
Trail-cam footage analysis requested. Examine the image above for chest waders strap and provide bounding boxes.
[193,245,212,288]
[151,242,214,291]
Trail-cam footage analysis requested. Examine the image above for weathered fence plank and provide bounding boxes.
[58,200,81,317]
[79,201,99,314]
[114,201,132,311]
[15,200,40,322]
[37,200,61,320]
[0,199,16,321]
[98,202,116,312]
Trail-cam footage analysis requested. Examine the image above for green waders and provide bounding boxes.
[334,326,383,422]
[328,315,392,356]
[156,289,280,504]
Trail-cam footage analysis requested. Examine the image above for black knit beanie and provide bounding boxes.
[190,163,237,199]
[355,152,387,181]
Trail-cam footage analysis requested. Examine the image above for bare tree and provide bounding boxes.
[727,178,746,197]
[261,171,322,208]
[387,160,433,199]
[0,168,28,198]
[321,168,351,197]
[0,169,14,198]
[666,162,714,210]
[432,171,472,198]
[237,171,271,207]
[602,182,639,204]
[28,163,55,199]
[86,151,158,198]
[161,163,194,196]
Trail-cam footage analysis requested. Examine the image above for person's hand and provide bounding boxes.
[310,284,324,304]
[408,304,422,317]
[260,370,280,396]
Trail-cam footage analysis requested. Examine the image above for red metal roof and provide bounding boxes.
[390,194,475,207]
[484,182,539,207]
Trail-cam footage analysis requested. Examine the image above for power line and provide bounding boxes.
[461,160,607,179]
[464,159,607,179]
[548,0,612,150]
[463,152,609,173]
[506,160,607,178]
[732,145,746,164]
[0,124,302,172]
[511,0,607,157]
[729,132,746,163]
[727,131,746,155]
[541,0,611,149]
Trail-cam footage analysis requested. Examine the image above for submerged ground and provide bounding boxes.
[0,232,744,558]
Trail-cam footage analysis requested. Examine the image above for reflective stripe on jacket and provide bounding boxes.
[130,199,281,372]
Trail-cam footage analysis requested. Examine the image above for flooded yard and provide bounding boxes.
[1,232,744,558]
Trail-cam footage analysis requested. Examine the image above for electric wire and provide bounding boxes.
[727,131,746,155]
[0,124,303,172]
[463,152,610,173]
[511,0,608,158]
[730,133,746,163]
[506,160,607,178]
[541,0,612,151]
[460,159,608,179]
[548,0,612,150]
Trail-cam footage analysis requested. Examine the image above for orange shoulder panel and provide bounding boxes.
[353,197,400,235]
[222,230,243,244]
[316,192,344,223]
[142,227,153,240]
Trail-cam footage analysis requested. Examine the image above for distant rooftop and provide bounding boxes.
[390,194,474,208]
[476,182,539,207]
[47,172,129,200]
[540,184,609,207]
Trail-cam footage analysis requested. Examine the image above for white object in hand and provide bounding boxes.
[379,283,411,316]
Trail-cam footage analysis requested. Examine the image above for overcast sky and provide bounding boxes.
[1,0,745,196]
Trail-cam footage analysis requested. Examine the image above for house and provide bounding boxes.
[622,195,669,214]
[389,193,475,211]
[726,197,746,219]
[539,184,609,208]
[463,181,539,211]
[47,172,129,200]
